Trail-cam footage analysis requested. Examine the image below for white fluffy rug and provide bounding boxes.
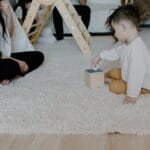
[0,29,150,135]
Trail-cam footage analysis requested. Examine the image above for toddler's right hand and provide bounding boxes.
[91,54,101,68]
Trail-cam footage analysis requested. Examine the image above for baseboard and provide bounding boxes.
[140,24,150,28]
[53,26,150,38]
[53,32,112,37]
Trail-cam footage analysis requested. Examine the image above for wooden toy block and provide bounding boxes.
[84,69,104,89]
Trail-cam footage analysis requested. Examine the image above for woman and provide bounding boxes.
[0,0,44,85]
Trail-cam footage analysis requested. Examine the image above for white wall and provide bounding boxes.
[85,0,121,32]
[87,0,121,5]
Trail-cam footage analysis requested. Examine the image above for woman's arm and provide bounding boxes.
[0,0,14,37]
[6,8,14,37]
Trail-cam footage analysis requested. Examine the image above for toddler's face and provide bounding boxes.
[111,21,127,43]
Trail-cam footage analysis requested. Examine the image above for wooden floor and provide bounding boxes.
[0,134,150,150]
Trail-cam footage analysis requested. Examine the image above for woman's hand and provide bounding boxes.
[91,54,101,69]
[17,60,29,73]
[0,0,11,17]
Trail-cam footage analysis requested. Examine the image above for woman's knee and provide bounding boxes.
[24,51,44,73]
[35,51,44,64]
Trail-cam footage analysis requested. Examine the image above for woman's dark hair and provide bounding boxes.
[0,11,7,39]
[15,0,32,22]
[106,5,140,41]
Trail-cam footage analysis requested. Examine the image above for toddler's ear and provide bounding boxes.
[120,22,126,31]
[121,20,131,32]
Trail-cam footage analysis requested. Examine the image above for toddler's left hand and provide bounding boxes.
[91,54,101,69]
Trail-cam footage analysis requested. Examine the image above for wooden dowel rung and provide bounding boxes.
[28,30,39,37]
[31,22,42,28]
[30,38,35,43]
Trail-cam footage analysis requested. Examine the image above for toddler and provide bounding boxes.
[92,5,150,104]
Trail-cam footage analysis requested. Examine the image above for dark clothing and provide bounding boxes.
[0,58,22,81]
[0,51,44,81]
[53,5,91,40]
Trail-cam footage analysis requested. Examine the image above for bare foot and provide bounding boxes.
[123,96,137,104]
[105,78,112,84]
[0,80,10,85]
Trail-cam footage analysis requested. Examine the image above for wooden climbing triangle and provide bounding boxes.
[23,0,92,55]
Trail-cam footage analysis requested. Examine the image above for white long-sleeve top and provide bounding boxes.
[100,37,150,97]
[15,6,23,21]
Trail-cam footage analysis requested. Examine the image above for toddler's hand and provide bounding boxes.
[91,54,101,69]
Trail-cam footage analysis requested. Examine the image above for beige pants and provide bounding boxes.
[105,68,150,94]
